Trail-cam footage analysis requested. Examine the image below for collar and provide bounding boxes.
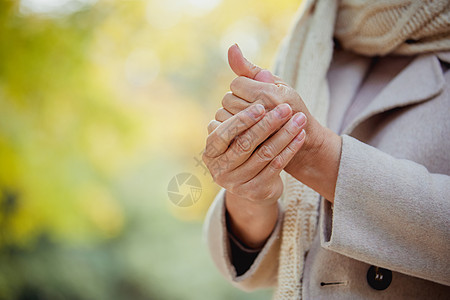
[343,52,447,135]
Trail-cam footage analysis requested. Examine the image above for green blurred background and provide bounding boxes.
[0,0,299,299]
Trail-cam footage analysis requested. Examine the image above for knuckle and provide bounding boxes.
[257,144,275,162]
[275,83,288,93]
[285,143,297,155]
[275,83,291,97]
[264,113,281,131]
[242,109,257,124]
[235,135,252,153]
[255,117,271,132]
[236,112,250,125]
[284,125,298,138]
[274,85,291,103]
[271,155,284,170]
[256,89,275,108]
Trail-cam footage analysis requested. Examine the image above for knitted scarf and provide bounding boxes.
[273,0,450,299]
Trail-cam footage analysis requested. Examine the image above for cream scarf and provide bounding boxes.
[273,0,450,299]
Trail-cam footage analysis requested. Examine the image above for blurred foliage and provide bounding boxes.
[0,0,299,299]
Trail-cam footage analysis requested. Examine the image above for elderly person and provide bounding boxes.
[202,0,450,299]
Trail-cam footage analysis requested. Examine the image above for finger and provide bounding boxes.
[228,112,307,181]
[223,103,293,168]
[215,108,234,122]
[222,91,276,116]
[230,76,282,108]
[221,92,251,115]
[246,128,306,186]
[228,44,274,83]
[215,108,233,122]
[207,120,221,134]
[204,103,265,158]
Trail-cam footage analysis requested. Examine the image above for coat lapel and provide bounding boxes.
[342,54,445,135]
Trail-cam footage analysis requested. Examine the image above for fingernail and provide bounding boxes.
[275,103,291,118]
[234,43,242,54]
[293,112,306,127]
[250,104,265,117]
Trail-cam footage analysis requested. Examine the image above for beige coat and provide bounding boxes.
[203,51,450,299]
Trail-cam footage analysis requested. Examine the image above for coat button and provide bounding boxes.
[367,266,392,290]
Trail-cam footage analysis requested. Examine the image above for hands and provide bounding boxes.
[215,44,342,203]
[202,44,341,248]
[202,46,309,247]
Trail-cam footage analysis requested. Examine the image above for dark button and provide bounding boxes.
[367,266,392,290]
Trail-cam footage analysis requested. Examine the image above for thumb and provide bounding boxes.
[228,44,275,83]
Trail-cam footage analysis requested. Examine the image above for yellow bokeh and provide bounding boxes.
[79,185,124,239]
[0,0,300,299]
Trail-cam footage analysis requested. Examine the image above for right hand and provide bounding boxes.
[202,102,307,205]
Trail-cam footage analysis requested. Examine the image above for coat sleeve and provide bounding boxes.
[321,134,450,287]
[203,188,283,291]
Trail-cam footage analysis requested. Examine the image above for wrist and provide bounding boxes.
[285,117,342,202]
[225,190,279,248]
